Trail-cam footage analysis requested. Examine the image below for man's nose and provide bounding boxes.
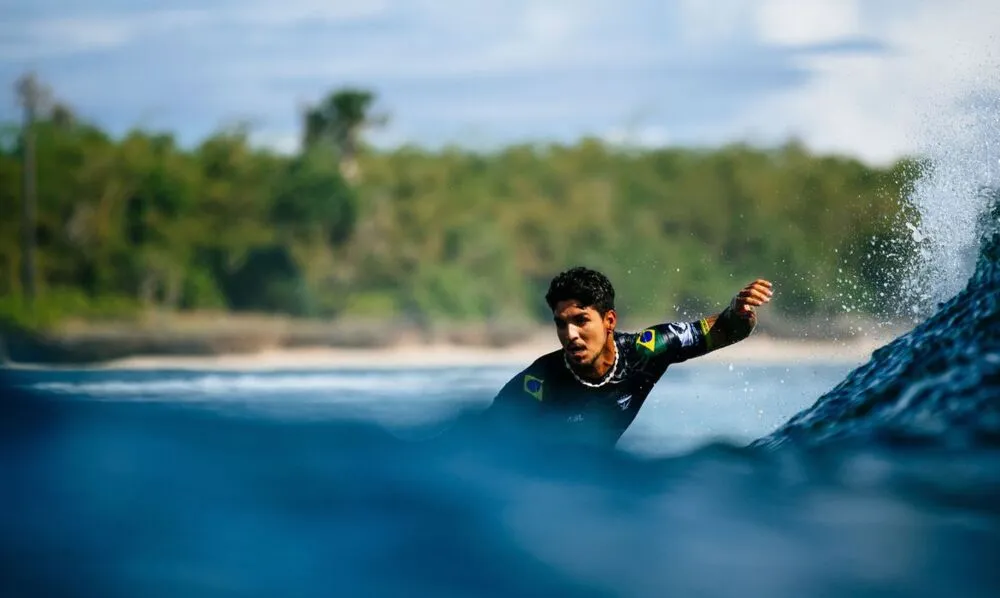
[567,325,581,341]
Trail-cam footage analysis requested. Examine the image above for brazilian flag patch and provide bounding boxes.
[523,375,544,401]
[636,328,661,355]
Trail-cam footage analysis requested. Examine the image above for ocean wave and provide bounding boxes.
[753,193,1000,451]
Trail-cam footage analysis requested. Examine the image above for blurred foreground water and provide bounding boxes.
[1,353,999,598]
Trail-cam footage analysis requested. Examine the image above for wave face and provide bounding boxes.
[753,93,1000,452]
[752,196,1000,450]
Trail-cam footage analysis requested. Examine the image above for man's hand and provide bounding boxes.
[730,279,773,319]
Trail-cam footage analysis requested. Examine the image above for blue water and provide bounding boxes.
[3,160,1000,597]
[5,361,856,454]
[2,356,999,598]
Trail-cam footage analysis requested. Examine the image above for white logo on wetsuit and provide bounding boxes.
[667,323,696,347]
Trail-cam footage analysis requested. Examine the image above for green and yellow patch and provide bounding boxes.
[636,328,663,355]
[523,374,544,401]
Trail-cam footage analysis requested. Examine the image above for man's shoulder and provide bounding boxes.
[501,349,563,402]
[520,349,564,381]
[615,328,656,355]
[531,348,564,368]
[614,329,640,346]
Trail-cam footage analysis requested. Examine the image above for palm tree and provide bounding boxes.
[15,72,51,305]
[301,88,387,183]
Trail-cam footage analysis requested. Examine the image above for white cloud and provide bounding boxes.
[727,0,1000,164]
[755,0,861,46]
[232,0,390,25]
[485,2,596,66]
[675,0,757,47]
[236,0,1000,162]
[676,0,865,50]
[0,9,210,59]
[200,0,647,85]
[0,1,391,60]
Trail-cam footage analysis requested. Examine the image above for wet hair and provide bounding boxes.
[545,267,616,315]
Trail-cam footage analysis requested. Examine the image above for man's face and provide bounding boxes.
[553,300,616,366]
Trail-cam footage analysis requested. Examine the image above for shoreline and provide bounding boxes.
[5,333,894,371]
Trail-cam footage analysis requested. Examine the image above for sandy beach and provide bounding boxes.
[72,332,894,371]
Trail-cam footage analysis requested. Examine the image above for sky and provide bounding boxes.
[1,0,998,165]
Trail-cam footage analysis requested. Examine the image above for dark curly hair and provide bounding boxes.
[545,267,616,314]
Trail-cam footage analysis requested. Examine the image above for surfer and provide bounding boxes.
[482,267,773,448]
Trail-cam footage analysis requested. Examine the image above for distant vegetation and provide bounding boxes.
[1,75,924,333]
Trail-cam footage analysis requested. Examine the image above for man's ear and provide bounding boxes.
[605,309,617,331]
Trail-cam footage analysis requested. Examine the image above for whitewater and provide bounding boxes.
[3,99,1000,598]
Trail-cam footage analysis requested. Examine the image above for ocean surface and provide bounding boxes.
[5,351,1000,598]
[3,102,1000,598]
[5,355,997,598]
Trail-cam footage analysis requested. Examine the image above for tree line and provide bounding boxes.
[1,75,923,331]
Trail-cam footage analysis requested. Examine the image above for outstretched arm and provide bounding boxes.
[698,278,773,352]
[635,279,774,366]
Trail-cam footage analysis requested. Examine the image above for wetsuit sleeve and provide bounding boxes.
[634,306,757,366]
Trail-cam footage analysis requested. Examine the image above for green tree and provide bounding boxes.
[302,88,387,183]
[0,80,925,335]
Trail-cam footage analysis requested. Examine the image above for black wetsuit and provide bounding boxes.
[485,318,723,448]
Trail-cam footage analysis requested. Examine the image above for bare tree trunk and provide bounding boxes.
[16,73,42,306]
[139,270,158,306]
[164,269,182,309]
[339,158,360,184]
[338,130,360,184]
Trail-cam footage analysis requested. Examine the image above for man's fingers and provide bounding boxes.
[733,279,773,317]
[747,281,773,295]
[739,288,772,303]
